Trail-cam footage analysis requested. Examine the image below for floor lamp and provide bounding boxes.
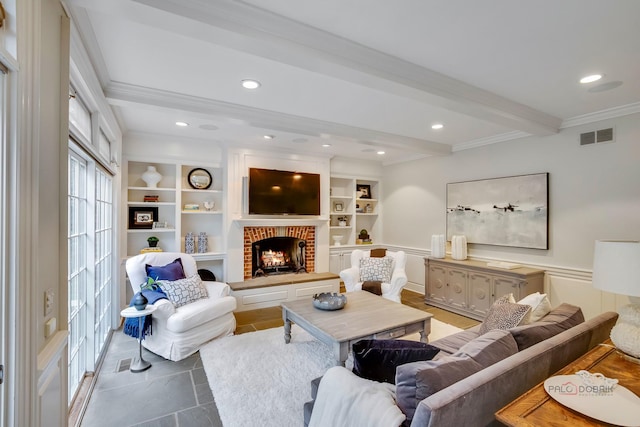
[592,240,640,361]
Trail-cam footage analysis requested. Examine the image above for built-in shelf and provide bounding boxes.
[127,228,176,233]
[181,211,223,215]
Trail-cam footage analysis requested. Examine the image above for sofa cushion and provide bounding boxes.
[518,292,552,323]
[145,258,186,281]
[396,329,518,422]
[158,274,208,307]
[452,329,519,367]
[509,303,584,351]
[352,339,440,384]
[429,328,480,355]
[479,299,531,334]
[359,257,393,282]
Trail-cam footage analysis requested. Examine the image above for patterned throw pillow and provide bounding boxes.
[359,257,393,283]
[157,274,208,308]
[479,299,531,334]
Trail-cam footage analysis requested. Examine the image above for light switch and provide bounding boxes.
[45,317,57,338]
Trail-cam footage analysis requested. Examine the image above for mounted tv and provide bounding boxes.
[248,168,320,215]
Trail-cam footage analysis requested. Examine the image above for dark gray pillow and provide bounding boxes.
[509,303,584,350]
[452,329,518,367]
[352,339,440,384]
[396,355,483,422]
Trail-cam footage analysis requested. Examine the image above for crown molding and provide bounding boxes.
[453,131,531,152]
[132,0,561,136]
[560,102,640,129]
[105,81,452,156]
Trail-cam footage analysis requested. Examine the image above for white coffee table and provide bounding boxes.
[281,291,432,366]
[121,305,157,372]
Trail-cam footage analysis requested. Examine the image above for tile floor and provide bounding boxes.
[77,290,478,426]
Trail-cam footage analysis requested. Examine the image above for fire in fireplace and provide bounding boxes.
[252,236,306,277]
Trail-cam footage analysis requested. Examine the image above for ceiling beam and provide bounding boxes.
[133,0,561,136]
[105,81,452,156]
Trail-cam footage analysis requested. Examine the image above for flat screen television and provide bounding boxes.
[248,168,321,215]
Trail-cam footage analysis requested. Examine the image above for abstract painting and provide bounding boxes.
[446,173,549,249]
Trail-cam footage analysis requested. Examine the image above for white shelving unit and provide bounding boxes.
[124,160,227,280]
[329,176,381,247]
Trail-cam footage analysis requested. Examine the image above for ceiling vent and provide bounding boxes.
[580,127,614,146]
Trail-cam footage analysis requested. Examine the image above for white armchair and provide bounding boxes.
[125,252,237,361]
[339,249,408,303]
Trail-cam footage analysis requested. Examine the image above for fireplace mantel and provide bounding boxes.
[233,217,329,227]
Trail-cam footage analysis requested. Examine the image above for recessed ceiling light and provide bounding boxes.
[431,123,444,130]
[322,144,331,148]
[580,74,603,84]
[377,151,385,155]
[175,121,189,127]
[263,135,274,140]
[241,79,261,89]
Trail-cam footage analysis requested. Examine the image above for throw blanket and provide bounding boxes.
[123,289,168,339]
[362,280,382,295]
[309,366,405,427]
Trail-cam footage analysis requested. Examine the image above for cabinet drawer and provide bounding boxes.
[374,326,406,340]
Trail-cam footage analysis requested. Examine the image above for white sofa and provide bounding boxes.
[339,249,408,302]
[125,252,237,361]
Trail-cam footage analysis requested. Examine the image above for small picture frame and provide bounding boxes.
[334,202,344,212]
[152,221,168,229]
[357,184,371,199]
[129,206,158,229]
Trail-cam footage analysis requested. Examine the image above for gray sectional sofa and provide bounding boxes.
[304,304,618,427]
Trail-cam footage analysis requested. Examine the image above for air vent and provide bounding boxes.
[116,358,131,373]
[580,131,595,146]
[580,127,614,146]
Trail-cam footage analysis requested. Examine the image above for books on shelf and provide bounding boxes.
[183,203,200,211]
[144,195,159,202]
[140,247,163,254]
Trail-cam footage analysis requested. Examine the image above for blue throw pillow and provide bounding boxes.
[145,258,186,281]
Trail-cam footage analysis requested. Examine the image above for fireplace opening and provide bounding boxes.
[252,236,306,277]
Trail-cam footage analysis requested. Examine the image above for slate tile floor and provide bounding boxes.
[77,290,478,426]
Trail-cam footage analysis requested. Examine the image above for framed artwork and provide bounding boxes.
[129,206,158,229]
[357,184,371,199]
[446,173,549,249]
[333,202,344,212]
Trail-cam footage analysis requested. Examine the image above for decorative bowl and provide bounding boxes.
[312,292,347,311]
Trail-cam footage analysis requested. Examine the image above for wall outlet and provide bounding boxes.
[44,289,54,316]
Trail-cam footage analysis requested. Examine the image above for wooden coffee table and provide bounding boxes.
[281,290,433,366]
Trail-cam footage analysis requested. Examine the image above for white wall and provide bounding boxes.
[382,113,640,317]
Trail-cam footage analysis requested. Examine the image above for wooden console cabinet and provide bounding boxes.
[424,257,544,321]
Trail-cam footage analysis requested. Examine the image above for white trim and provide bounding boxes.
[14,0,41,424]
[560,102,640,129]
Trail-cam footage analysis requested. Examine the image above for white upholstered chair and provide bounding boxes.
[125,252,237,361]
[339,249,408,302]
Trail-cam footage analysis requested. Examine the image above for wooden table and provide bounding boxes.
[496,340,640,426]
[281,290,432,366]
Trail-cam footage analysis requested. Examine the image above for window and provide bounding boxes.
[68,149,88,402]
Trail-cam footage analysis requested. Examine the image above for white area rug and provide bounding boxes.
[200,319,462,427]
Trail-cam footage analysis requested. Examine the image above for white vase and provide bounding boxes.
[451,235,468,260]
[141,166,162,188]
[431,234,446,258]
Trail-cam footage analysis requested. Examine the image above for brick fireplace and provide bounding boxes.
[243,226,316,279]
